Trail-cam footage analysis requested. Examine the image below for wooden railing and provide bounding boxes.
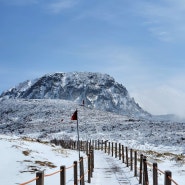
[19,139,180,185]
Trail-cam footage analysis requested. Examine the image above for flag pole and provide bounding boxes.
[76,110,80,159]
[71,109,80,159]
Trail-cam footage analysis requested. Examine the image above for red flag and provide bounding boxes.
[71,110,78,120]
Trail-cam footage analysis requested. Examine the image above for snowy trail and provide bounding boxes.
[90,150,139,185]
[1,135,184,185]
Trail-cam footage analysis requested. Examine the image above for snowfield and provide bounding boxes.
[1,135,185,185]
[0,135,82,185]
[0,99,185,184]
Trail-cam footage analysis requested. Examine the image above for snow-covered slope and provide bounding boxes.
[0,98,185,154]
[0,135,83,185]
[1,128,185,185]
[0,72,150,118]
[0,98,185,184]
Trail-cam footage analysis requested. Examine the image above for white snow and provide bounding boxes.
[0,135,139,185]
[0,99,185,185]
[0,132,184,185]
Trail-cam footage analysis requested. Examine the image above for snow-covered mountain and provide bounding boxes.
[0,72,185,185]
[0,98,185,185]
[0,72,150,118]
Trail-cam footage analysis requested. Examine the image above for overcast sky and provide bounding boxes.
[0,0,185,118]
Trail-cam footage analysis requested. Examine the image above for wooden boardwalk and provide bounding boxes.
[90,150,139,185]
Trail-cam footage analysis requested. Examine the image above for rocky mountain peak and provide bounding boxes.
[0,72,150,118]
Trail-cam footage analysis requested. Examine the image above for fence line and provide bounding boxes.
[19,139,180,185]
[92,140,179,185]
[19,140,94,185]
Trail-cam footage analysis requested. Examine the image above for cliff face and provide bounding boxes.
[0,72,150,117]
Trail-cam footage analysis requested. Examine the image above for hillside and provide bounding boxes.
[0,99,185,185]
[0,72,150,118]
[0,98,185,152]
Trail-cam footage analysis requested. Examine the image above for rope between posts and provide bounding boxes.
[77,169,89,182]
[154,166,165,175]
[19,177,39,185]
[168,175,179,185]
[145,160,151,166]
[142,158,179,185]
[65,164,75,170]
[78,158,83,163]
[154,166,179,185]
[44,169,63,177]
[19,149,91,185]
[44,163,75,177]
[19,162,76,184]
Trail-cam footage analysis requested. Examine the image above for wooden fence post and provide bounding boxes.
[130,149,133,171]
[72,141,75,149]
[86,141,88,155]
[105,141,107,153]
[108,142,110,155]
[119,143,121,160]
[74,140,76,149]
[74,141,76,150]
[101,140,103,151]
[74,161,78,185]
[122,145,124,163]
[80,140,82,151]
[164,171,172,185]
[134,151,137,177]
[139,154,143,184]
[112,142,114,157]
[143,156,149,185]
[88,154,91,183]
[69,140,72,149]
[80,157,85,185]
[60,166,66,185]
[36,171,44,185]
[126,147,128,167]
[98,140,100,150]
[92,140,94,149]
[90,151,93,177]
[115,143,117,158]
[153,163,158,185]
[90,147,94,172]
